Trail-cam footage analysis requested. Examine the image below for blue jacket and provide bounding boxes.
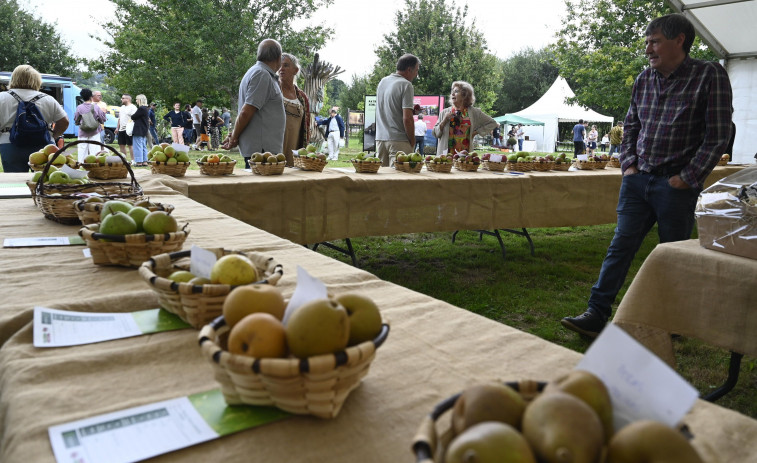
[318,114,345,138]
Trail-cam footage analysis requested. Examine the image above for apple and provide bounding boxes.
[266,154,278,164]
[153,152,168,162]
[83,154,98,164]
[285,298,350,358]
[306,144,317,153]
[251,153,264,163]
[160,142,170,149]
[48,153,66,166]
[42,144,59,156]
[335,293,383,346]
[355,152,366,160]
[210,254,258,286]
[316,153,327,161]
[276,153,286,162]
[163,146,176,158]
[175,152,190,163]
[168,270,195,283]
[223,284,286,327]
[47,171,70,184]
[228,313,288,358]
[100,200,133,220]
[297,148,307,156]
[29,151,48,165]
[97,154,108,165]
[166,157,178,165]
[31,171,44,182]
[410,152,423,162]
[207,154,220,163]
[127,206,151,232]
[100,211,138,235]
[142,210,178,235]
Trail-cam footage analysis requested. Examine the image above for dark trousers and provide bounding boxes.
[573,141,585,157]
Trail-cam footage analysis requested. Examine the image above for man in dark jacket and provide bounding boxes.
[318,108,345,160]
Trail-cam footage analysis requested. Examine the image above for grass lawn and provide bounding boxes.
[8,136,756,418]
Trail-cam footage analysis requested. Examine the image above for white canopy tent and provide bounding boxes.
[513,77,613,153]
[668,0,757,164]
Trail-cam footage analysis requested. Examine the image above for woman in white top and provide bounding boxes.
[73,88,107,162]
[587,124,599,155]
[278,53,311,167]
[0,65,69,172]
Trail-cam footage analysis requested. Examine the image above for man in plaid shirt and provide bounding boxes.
[562,13,733,338]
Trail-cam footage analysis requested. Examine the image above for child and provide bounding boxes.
[198,109,211,151]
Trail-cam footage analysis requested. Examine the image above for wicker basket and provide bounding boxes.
[482,160,506,172]
[251,161,286,176]
[79,222,189,267]
[532,161,555,172]
[139,249,284,328]
[607,158,621,168]
[425,161,453,173]
[73,199,174,225]
[295,155,327,172]
[553,162,571,171]
[199,317,390,418]
[29,162,47,172]
[81,162,129,180]
[413,380,545,462]
[31,141,143,224]
[351,159,381,173]
[454,161,480,172]
[197,160,237,176]
[507,161,534,172]
[395,161,424,173]
[574,159,598,170]
[149,160,191,177]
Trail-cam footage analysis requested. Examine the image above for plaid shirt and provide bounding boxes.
[621,56,733,189]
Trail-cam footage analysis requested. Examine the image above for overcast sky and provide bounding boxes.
[23,0,566,84]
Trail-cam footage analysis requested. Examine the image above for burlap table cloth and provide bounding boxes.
[1,189,757,462]
[613,239,757,367]
[147,165,744,244]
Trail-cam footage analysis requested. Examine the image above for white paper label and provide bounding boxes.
[190,245,217,279]
[83,248,92,258]
[490,154,503,162]
[34,307,142,347]
[281,266,329,325]
[577,154,589,161]
[48,397,218,463]
[61,164,88,179]
[105,155,123,164]
[577,324,699,431]
[4,237,70,247]
[172,143,189,153]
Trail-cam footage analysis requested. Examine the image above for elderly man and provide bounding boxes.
[375,53,420,166]
[561,13,733,338]
[116,94,136,163]
[223,39,285,170]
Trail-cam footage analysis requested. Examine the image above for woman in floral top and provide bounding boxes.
[433,81,498,156]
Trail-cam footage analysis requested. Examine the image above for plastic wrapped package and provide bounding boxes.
[695,166,757,259]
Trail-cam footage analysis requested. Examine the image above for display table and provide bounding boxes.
[2,194,757,462]
[144,165,745,244]
[613,240,757,367]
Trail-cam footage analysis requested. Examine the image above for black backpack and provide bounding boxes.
[8,90,54,146]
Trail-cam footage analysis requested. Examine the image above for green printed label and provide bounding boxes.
[187,389,291,436]
[131,308,192,333]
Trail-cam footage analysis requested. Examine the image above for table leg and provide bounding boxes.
[703,352,744,402]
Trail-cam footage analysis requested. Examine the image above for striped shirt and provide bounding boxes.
[620,56,733,189]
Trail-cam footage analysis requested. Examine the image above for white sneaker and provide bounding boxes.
[244,168,252,172]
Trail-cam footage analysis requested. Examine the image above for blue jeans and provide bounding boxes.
[415,136,425,155]
[518,138,524,151]
[587,172,700,319]
[133,136,147,163]
[608,144,621,157]
[149,126,159,144]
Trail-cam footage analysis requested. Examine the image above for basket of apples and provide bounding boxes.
[395,151,424,173]
[197,153,237,175]
[139,248,283,329]
[553,153,571,171]
[608,155,621,168]
[79,201,188,267]
[30,141,143,224]
[532,155,556,172]
[80,150,128,179]
[73,197,174,226]
[148,143,192,177]
[412,371,706,463]
[250,152,286,175]
[294,144,328,172]
[717,154,729,166]
[481,153,506,172]
[593,154,609,169]
[28,144,79,172]
[425,154,454,173]
[454,151,481,172]
[506,154,535,172]
[199,290,390,418]
[350,152,382,173]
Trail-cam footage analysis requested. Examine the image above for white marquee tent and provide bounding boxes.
[513,76,613,153]
[668,0,757,164]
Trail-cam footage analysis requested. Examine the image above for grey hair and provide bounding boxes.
[450,80,475,107]
[257,39,282,63]
[281,53,300,76]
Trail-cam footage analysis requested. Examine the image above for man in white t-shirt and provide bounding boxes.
[375,53,420,166]
[191,100,203,147]
[414,114,427,155]
[317,108,345,160]
[116,94,136,162]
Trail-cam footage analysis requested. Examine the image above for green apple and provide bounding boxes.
[306,144,316,153]
[297,148,307,156]
[47,171,71,184]
[164,146,176,158]
[142,210,178,234]
[127,206,151,232]
[252,153,264,163]
[29,151,48,165]
[100,200,133,221]
[410,152,423,162]
[335,293,382,345]
[166,157,178,165]
[446,422,536,463]
[100,211,138,235]
[175,152,190,162]
[153,152,168,162]
[84,154,98,164]
[97,154,108,165]
[286,298,350,358]
[168,270,195,283]
[31,171,44,182]
[49,153,66,165]
[355,152,366,160]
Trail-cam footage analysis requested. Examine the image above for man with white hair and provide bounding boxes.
[223,38,285,170]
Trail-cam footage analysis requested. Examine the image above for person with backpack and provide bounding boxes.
[74,88,107,162]
[0,65,68,172]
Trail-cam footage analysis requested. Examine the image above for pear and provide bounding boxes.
[100,200,133,221]
[127,207,151,232]
[285,299,349,358]
[545,370,614,441]
[142,210,178,235]
[451,383,527,436]
[607,420,704,463]
[446,422,536,463]
[99,211,138,236]
[522,391,604,463]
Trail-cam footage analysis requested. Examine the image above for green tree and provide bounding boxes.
[551,0,716,121]
[338,74,371,112]
[91,0,333,108]
[492,47,559,116]
[372,0,501,112]
[0,0,79,75]
[326,78,346,108]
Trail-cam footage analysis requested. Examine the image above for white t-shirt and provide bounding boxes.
[0,89,67,144]
[118,104,136,131]
[414,119,426,137]
[375,73,414,141]
[191,105,202,124]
